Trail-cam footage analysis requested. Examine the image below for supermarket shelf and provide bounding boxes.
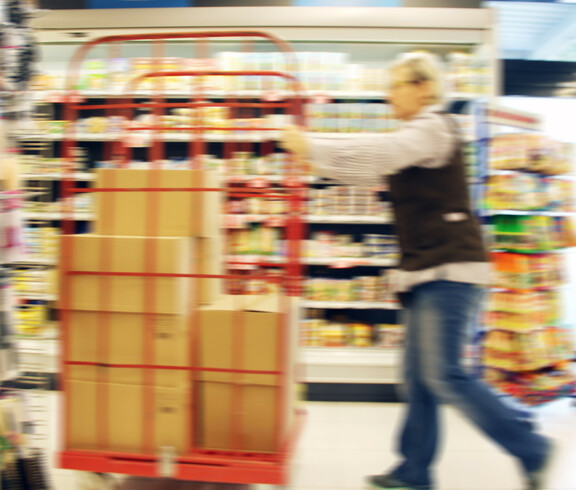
[485,209,575,216]
[23,172,318,184]
[304,257,396,267]
[14,258,56,266]
[226,175,318,184]
[302,347,402,383]
[490,247,567,255]
[31,89,482,101]
[489,169,576,180]
[23,173,320,184]
[306,215,392,224]
[302,300,400,309]
[25,212,94,221]
[24,212,390,224]
[490,284,567,292]
[223,214,392,225]
[15,293,57,301]
[16,337,60,355]
[22,172,95,181]
[226,255,284,266]
[307,132,386,139]
[226,256,396,267]
[15,132,283,142]
[484,358,574,373]
[15,131,401,143]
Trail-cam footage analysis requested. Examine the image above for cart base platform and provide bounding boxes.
[61,409,305,486]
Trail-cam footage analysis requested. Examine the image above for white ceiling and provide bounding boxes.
[487,1,576,60]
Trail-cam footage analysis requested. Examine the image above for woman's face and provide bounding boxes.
[387,66,432,121]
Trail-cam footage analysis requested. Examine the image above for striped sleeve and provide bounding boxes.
[307,111,456,187]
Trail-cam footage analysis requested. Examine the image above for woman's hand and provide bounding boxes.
[280,125,312,174]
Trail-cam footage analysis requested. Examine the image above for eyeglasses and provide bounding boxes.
[388,80,422,90]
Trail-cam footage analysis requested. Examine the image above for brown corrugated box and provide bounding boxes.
[197,294,300,452]
[67,310,190,368]
[66,366,190,454]
[61,235,193,315]
[94,168,223,238]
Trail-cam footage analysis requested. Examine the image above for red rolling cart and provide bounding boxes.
[56,31,307,487]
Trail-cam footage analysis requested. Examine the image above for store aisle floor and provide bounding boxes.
[44,396,576,490]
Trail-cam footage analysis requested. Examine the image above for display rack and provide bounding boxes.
[477,102,576,406]
[1,0,56,486]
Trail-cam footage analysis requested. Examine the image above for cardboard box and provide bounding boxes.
[61,235,193,315]
[66,365,187,387]
[67,310,190,368]
[66,367,190,454]
[198,372,278,452]
[197,294,300,452]
[94,169,223,238]
[67,380,189,454]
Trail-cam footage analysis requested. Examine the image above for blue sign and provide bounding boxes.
[89,0,191,8]
[295,0,399,5]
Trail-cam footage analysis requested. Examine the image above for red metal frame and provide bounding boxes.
[58,31,307,485]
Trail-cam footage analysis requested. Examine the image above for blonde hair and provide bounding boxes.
[389,51,445,105]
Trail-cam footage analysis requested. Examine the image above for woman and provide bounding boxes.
[281,52,553,490]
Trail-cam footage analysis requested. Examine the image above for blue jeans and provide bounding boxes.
[391,280,548,489]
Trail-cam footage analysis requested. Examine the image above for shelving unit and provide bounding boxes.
[302,347,402,384]
[478,103,576,406]
[25,6,497,386]
[302,300,400,310]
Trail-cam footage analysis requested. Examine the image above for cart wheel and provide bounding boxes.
[78,472,117,490]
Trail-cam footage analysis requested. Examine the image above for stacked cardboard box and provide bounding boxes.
[95,168,225,305]
[63,169,223,455]
[62,167,299,457]
[197,293,300,453]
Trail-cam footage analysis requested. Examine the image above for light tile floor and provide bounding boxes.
[37,393,576,489]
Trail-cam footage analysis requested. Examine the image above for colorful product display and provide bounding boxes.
[24,194,94,215]
[304,270,397,303]
[483,327,573,372]
[486,173,576,212]
[486,288,561,331]
[445,51,491,94]
[491,214,576,252]
[23,227,59,261]
[31,50,491,96]
[228,225,283,256]
[12,270,49,298]
[489,133,573,175]
[308,186,389,217]
[14,304,48,336]
[490,252,564,290]
[483,365,576,406]
[307,103,398,133]
[25,112,293,139]
[484,129,576,405]
[97,152,290,176]
[305,232,399,260]
[300,316,404,349]
[226,274,282,296]
[225,152,289,176]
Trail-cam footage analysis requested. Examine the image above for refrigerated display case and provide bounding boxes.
[24,6,497,387]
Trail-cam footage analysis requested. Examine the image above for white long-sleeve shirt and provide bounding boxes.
[307,107,492,292]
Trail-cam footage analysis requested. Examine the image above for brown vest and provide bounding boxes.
[387,114,489,271]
